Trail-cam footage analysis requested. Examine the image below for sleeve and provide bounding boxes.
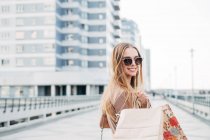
[137,92,152,108]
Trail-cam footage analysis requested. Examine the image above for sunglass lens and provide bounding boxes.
[123,58,132,66]
[135,57,142,65]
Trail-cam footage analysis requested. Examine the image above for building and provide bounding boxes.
[142,48,151,91]
[121,18,140,49]
[0,0,121,97]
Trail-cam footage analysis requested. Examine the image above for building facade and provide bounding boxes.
[0,0,121,97]
[121,18,140,49]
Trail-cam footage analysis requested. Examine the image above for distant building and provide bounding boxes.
[142,48,151,91]
[0,0,121,97]
[121,18,140,49]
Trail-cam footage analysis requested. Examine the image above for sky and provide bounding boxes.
[121,0,210,90]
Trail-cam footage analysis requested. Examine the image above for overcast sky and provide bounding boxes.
[121,0,210,90]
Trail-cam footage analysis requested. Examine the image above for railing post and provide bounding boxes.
[48,98,50,108]
[3,98,7,113]
[18,98,21,112]
[39,98,41,109]
[34,98,37,109]
[29,98,32,110]
[11,98,14,112]
[24,98,27,111]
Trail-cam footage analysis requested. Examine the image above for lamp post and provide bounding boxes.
[190,48,195,114]
[174,66,178,105]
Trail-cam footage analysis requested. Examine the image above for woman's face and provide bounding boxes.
[122,47,140,78]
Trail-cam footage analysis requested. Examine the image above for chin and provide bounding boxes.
[128,73,137,77]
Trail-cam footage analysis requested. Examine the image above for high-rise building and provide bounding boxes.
[121,18,140,49]
[0,0,121,97]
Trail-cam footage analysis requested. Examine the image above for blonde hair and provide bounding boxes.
[101,42,143,121]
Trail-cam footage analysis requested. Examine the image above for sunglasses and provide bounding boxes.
[122,56,143,66]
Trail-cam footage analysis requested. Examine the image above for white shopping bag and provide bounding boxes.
[113,107,163,140]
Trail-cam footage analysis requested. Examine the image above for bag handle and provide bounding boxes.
[101,113,105,140]
[101,127,103,140]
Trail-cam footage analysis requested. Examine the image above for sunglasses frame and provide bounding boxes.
[122,56,143,66]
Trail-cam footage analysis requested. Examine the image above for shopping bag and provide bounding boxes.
[113,106,163,140]
[162,104,187,140]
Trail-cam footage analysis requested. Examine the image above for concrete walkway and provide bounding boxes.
[0,97,210,140]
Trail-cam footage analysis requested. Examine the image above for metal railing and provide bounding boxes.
[0,95,101,113]
[164,92,210,120]
[0,95,101,133]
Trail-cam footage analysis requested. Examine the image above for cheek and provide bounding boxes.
[123,65,128,73]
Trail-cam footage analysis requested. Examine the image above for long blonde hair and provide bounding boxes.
[101,42,143,121]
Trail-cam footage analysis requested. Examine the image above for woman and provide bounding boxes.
[100,42,151,133]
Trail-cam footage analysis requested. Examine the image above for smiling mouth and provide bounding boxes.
[128,68,136,71]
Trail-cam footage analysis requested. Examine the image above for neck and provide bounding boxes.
[126,75,132,84]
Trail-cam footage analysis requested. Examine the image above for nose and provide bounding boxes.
[131,58,135,66]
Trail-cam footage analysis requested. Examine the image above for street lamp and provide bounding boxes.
[190,48,195,114]
[174,66,178,105]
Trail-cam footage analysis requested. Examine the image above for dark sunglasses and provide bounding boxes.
[122,57,143,66]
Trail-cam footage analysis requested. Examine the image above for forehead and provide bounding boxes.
[123,47,139,57]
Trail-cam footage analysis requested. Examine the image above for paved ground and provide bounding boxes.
[0,96,210,140]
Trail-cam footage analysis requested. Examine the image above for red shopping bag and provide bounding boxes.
[162,104,187,140]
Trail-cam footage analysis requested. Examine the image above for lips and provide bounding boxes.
[128,68,136,72]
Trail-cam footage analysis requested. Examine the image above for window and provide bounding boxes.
[67,47,73,52]
[1,5,10,13]
[64,21,73,28]
[16,5,24,13]
[66,34,73,40]
[15,87,24,97]
[99,38,104,44]
[82,36,87,43]
[99,62,104,67]
[81,61,87,68]
[31,19,36,25]
[44,44,55,52]
[16,31,25,39]
[1,59,10,66]
[31,46,36,52]
[84,24,88,31]
[16,18,24,26]
[44,58,54,65]
[44,17,55,25]
[1,86,9,97]
[31,31,37,39]
[99,25,106,31]
[44,3,55,11]
[68,60,74,65]
[16,45,24,53]
[81,0,87,7]
[31,59,36,66]
[66,34,78,41]
[99,2,105,8]
[99,50,103,55]
[0,32,10,40]
[16,59,24,66]
[99,14,104,19]
[0,18,10,26]
[44,30,55,38]
[81,49,87,55]
[82,12,87,19]
[0,45,9,53]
